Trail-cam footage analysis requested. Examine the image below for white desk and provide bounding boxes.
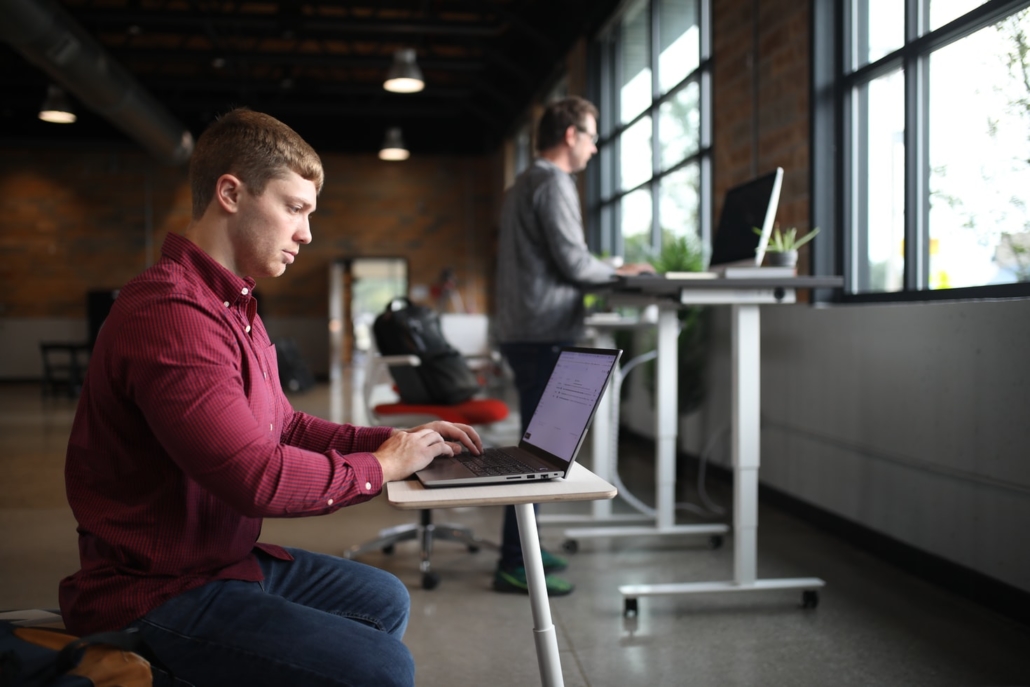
[569,275,841,613]
[387,463,616,687]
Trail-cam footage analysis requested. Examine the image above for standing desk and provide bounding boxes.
[387,463,616,687]
[565,275,842,613]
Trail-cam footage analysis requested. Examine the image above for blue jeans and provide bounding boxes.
[127,548,414,687]
[498,341,572,570]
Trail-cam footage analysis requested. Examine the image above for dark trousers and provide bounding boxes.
[497,341,571,570]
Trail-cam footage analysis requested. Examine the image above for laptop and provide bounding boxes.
[708,167,783,270]
[655,167,784,280]
[415,347,622,488]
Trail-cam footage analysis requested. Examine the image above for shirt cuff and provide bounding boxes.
[346,451,385,496]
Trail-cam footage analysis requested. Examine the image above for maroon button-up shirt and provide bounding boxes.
[60,233,392,635]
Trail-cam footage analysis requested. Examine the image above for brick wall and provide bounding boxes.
[0,148,498,321]
[713,0,812,269]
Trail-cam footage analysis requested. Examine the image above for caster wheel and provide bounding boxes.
[562,539,579,554]
[422,572,440,590]
[382,544,395,555]
[468,544,480,554]
[802,590,819,609]
[623,598,638,617]
[708,535,724,550]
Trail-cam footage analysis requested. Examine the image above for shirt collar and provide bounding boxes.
[534,157,574,180]
[161,233,257,303]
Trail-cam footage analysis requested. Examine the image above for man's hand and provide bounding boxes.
[406,421,483,456]
[616,262,656,276]
[373,421,483,483]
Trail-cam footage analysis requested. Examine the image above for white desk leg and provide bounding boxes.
[733,303,760,584]
[515,503,564,687]
[589,378,613,519]
[655,307,679,530]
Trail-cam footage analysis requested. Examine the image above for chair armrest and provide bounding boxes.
[380,354,422,368]
[461,352,502,363]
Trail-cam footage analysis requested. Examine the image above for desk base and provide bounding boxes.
[563,523,729,540]
[537,513,651,526]
[619,576,826,616]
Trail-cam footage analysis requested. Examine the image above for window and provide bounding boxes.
[814,0,1030,300]
[587,0,711,264]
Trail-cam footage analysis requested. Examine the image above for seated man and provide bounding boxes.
[59,108,479,687]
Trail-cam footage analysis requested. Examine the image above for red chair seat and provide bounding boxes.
[373,398,509,425]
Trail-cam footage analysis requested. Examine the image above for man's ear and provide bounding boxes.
[214,174,243,214]
[564,124,578,147]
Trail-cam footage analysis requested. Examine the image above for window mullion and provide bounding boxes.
[903,0,928,290]
[650,0,661,253]
[699,0,712,254]
[600,40,614,254]
[853,84,870,292]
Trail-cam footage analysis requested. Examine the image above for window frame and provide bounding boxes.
[586,0,713,261]
[813,0,1030,303]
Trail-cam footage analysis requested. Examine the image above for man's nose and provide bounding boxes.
[297,218,312,244]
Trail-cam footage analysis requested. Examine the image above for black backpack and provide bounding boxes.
[372,298,480,405]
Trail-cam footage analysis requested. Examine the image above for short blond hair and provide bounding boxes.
[189,108,324,219]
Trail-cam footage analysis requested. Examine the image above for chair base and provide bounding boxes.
[343,510,497,590]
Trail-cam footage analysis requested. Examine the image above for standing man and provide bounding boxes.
[493,96,653,595]
[60,108,481,687]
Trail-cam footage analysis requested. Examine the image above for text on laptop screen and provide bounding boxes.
[522,350,615,463]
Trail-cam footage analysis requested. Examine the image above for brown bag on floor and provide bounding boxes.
[0,621,178,686]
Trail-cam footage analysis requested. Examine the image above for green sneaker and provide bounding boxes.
[494,566,574,596]
[539,549,568,573]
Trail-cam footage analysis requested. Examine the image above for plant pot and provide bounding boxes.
[765,250,797,268]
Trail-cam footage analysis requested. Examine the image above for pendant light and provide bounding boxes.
[38,85,76,124]
[383,49,424,93]
[378,128,410,161]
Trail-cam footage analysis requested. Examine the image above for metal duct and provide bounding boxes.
[0,0,194,164]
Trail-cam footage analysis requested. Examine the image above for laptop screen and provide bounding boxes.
[521,348,620,464]
[709,167,783,268]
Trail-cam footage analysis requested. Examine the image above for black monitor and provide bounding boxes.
[709,168,783,268]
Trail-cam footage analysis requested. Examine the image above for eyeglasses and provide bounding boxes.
[576,127,599,145]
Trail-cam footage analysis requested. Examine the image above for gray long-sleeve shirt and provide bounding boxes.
[494,158,615,344]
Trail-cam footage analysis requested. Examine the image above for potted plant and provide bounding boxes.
[754,226,820,268]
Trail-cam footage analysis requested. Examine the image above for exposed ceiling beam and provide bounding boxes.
[103,48,489,72]
[67,10,508,38]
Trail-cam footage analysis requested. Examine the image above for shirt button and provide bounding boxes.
[270,424,274,431]
[264,372,268,379]
[223,301,230,308]
[327,498,334,506]
[242,287,249,295]
[365,482,372,491]
[245,325,251,333]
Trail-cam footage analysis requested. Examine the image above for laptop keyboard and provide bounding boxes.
[456,448,535,477]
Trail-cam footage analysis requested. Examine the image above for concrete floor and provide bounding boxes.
[2,380,1029,686]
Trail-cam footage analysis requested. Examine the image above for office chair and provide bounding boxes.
[344,339,511,590]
